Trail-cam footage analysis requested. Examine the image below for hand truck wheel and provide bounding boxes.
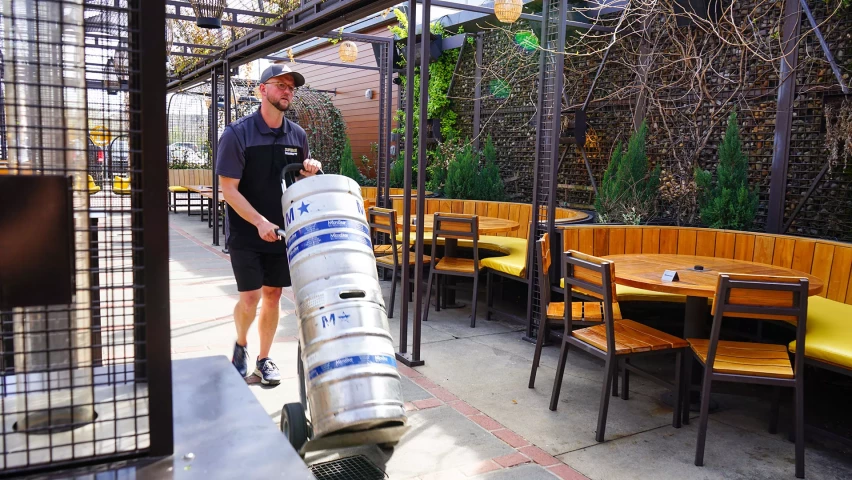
[280,402,309,454]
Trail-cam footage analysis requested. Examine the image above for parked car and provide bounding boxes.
[88,137,105,185]
[168,142,200,153]
[107,137,130,178]
[168,144,207,167]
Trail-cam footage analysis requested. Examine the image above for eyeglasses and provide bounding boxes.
[264,82,297,93]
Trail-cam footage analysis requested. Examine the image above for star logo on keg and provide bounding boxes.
[339,312,350,323]
[298,202,310,215]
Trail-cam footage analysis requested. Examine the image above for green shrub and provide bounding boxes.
[445,143,479,199]
[594,121,660,224]
[390,154,406,188]
[695,110,758,230]
[475,135,505,201]
[339,138,362,183]
[444,136,506,201]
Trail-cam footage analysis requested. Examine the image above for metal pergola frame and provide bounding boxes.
[162,0,852,366]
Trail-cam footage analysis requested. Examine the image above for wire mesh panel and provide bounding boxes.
[0,0,165,474]
[525,0,565,339]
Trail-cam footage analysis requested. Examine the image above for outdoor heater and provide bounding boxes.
[1,0,95,443]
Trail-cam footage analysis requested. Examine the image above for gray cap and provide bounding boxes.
[260,64,305,87]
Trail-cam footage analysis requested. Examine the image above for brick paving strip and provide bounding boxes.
[397,364,589,480]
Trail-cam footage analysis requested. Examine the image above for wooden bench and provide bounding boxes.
[168,168,212,211]
[557,225,852,384]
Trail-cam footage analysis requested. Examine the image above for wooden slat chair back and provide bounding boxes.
[368,206,426,318]
[688,274,809,478]
[547,250,688,443]
[423,213,483,328]
[529,238,624,388]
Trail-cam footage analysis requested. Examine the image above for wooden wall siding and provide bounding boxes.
[292,24,397,167]
[559,225,852,305]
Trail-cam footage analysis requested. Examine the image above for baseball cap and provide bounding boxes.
[260,64,305,87]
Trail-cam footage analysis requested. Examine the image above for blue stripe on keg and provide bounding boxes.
[308,354,397,380]
[287,231,372,262]
[288,219,370,245]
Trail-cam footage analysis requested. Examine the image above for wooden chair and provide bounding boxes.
[550,250,688,442]
[686,274,809,478]
[528,233,624,389]
[368,207,429,318]
[423,213,482,328]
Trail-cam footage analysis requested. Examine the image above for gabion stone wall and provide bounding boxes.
[449,3,852,242]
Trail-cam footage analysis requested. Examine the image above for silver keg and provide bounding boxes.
[281,172,406,439]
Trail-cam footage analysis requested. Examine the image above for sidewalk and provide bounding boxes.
[167,210,852,480]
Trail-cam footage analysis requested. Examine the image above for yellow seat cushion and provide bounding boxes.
[87,175,101,195]
[480,237,528,278]
[395,232,510,253]
[559,279,686,303]
[789,296,852,370]
[169,186,189,192]
[113,175,131,194]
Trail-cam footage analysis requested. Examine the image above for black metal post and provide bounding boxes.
[384,40,394,208]
[134,0,173,457]
[396,1,423,367]
[211,68,220,246]
[411,0,431,365]
[472,33,483,150]
[766,0,801,233]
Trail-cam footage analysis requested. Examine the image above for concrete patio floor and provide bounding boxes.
[168,209,852,480]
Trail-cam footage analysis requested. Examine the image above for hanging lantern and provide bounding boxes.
[114,48,128,75]
[494,0,523,23]
[188,0,226,29]
[338,41,358,63]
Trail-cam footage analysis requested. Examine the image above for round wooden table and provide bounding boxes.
[603,254,824,410]
[603,254,824,338]
[397,215,520,306]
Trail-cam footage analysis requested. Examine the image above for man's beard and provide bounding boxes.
[270,97,290,112]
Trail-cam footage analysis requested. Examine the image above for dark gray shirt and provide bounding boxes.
[216,109,309,253]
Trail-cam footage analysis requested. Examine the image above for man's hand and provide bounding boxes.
[255,218,282,242]
[300,158,322,177]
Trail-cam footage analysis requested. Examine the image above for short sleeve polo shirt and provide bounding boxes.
[216,109,310,253]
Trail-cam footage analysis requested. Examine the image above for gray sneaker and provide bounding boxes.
[254,357,281,386]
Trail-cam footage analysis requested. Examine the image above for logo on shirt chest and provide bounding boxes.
[284,147,299,157]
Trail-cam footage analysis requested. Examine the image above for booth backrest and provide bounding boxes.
[390,197,587,240]
[560,225,852,306]
[169,169,213,187]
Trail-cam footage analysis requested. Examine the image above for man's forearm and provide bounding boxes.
[221,181,266,227]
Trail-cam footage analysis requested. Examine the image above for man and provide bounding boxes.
[216,64,321,385]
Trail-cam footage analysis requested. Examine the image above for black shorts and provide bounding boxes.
[229,247,292,292]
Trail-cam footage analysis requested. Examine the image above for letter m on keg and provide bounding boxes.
[285,206,296,227]
[321,313,335,328]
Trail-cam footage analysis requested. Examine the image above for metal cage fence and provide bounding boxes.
[0,0,171,476]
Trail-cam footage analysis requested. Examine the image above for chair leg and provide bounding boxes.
[694,367,714,467]
[682,352,693,426]
[620,358,630,400]
[423,269,435,323]
[486,271,494,321]
[470,273,479,328]
[673,351,683,429]
[595,356,617,442]
[388,267,397,319]
[435,274,441,312]
[549,339,570,412]
[528,319,547,389]
[769,386,781,435]
[795,383,805,479]
[611,361,619,397]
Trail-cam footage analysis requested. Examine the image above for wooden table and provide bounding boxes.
[397,214,520,306]
[603,254,823,338]
[603,254,824,409]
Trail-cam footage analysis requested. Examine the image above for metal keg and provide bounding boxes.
[281,170,406,439]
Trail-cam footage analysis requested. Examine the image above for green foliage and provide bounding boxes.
[445,143,479,200]
[390,154,406,188]
[594,121,660,224]
[443,136,506,201]
[694,111,758,230]
[339,137,362,183]
[475,136,505,201]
